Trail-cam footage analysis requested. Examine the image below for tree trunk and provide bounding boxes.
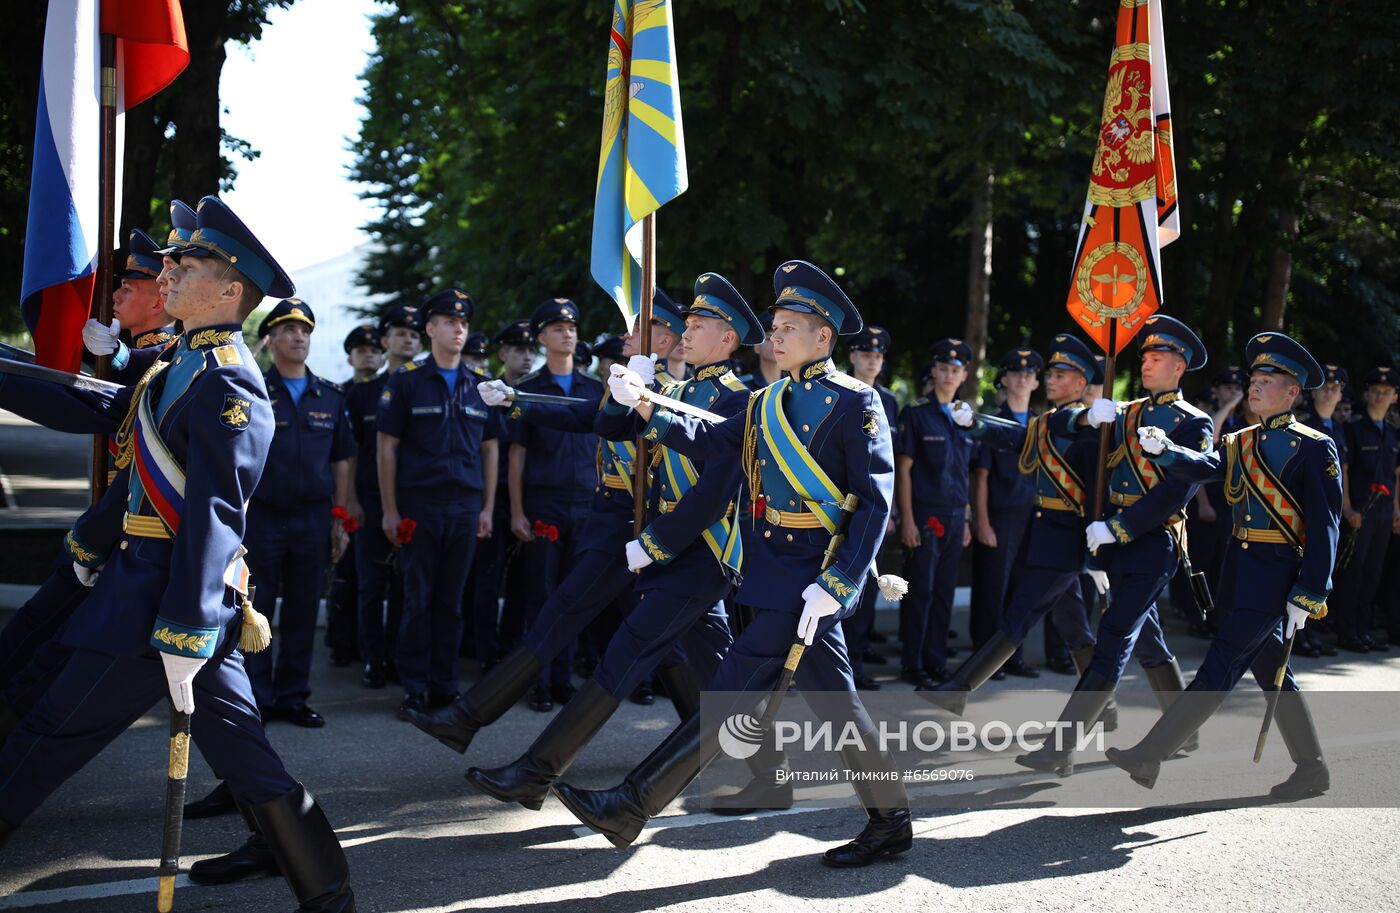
[961,166,993,401]
[170,3,230,206]
[119,99,173,243]
[1260,207,1298,331]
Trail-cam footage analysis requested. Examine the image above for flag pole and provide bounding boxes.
[89,31,119,504]
[1091,319,1117,521]
[632,213,656,534]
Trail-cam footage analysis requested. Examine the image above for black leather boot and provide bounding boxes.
[921,632,1019,716]
[655,662,703,722]
[553,713,721,848]
[184,780,237,820]
[465,678,620,810]
[248,785,355,913]
[404,645,542,754]
[1105,687,1225,789]
[712,739,793,816]
[822,741,913,867]
[1144,660,1198,753]
[189,804,281,885]
[1015,669,1116,777]
[1072,646,1117,732]
[1269,691,1329,800]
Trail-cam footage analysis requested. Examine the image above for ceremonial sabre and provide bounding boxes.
[506,391,596,406]
[156,709,192,911]
[637,389,724,423]
[757,493,861,733]
[0,357,124,394]
[1253,633,1296,763]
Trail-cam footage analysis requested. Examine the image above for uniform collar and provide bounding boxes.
[181,324,244,352]
[1263,411,1295,429]
[266,367,319,395]
[130,323,178,349]
[1150,389,1182,405]
[795,357,835,381]
[693,362,733,383]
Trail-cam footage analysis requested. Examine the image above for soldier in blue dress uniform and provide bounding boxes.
[1330,365,1399,653]
[505,299,606,709]
[243,299,355,727]
[460,274,760,811]
[895,338,976,686]
[377,289,503,719]
[1107,332,1341,799]
[1015,315,1210,777]
[403,291,694,752]
[554,261,911,868]
[0,196,356,910]
[345,305,420,689]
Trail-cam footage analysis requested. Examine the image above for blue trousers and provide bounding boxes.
[243,503,332,709]
[521,499,591,688]
[0,646,297,826]
[355,501,403,668]
[1089,566,1178,681]
[524,546,634,663]
[843,570,878,676]
[972,506,1033,661]
[0,555,87,696]
[397,499,483,697]
[1192,542,1301,692]
[901,513,965,674]
[466,503,517,667]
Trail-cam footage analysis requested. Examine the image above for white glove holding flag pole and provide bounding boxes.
[797,584,841,646]
[160,654,206,714]
[626,354,657,387]
[1088,569,1110,596]
[950,401,975,428]
[608,364,646,408]
[478,379,513,407]
[1137,425,1168,455]
[1087,397,1119,428]
[74,562,101,587]
[625,539,652,573]
[82,318,121,356]
[1285,603,1311,638]
[1086,521,1116,555]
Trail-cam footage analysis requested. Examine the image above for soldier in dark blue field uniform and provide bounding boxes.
[1291,363,1349,657]
[1108,333,1341,799]
[843,325,898,690]
[346,304,421,689]
[462,331,490,372]
[242,300,354,728]
[378,290,503,719]
[1330,366,1399,653]
[403,292,691,753]
[555,261,911,869]
[895,338,976,687]
[0,196,356,910]
[460,274,760,811]
[1016,315,1210,777]
[505,299,606,709]
[969,348,1045,680]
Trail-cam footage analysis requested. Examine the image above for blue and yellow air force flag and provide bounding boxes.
[589,0,687,330]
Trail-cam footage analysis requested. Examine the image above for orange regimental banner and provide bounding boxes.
[1066,0,1179,355]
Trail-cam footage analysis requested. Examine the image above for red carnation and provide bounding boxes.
[749,495,768,519]
[546,524,559,543]
[343,517,361,534]
[1371,483,1392,497]
[331,506,349,521]
[925,516,946,538]
[532,519,548,538]
[397,518,417,544]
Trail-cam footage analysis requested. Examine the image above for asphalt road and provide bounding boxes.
[1,617,1397,913]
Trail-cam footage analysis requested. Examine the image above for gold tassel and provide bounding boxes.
[239,594,272,653]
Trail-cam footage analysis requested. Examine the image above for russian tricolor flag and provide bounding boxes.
[21,0,187,371]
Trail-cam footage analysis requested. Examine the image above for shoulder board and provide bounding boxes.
[1126,396,1150,408]
[394,362,418,373]
[1290,422,1329,442]
[516,369,542,385]
[910,397,929,407]
[720,372,747,392]
[209,344,242,367]
[320,378,345,394]
[1171,399,1209,420]
[822,371,869,393]
[470,365,492,379]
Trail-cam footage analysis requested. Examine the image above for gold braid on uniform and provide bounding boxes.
[1223,431,1246,506]
[1016,415,1042,476]
[113,356,172,470]
[741,391,762,516]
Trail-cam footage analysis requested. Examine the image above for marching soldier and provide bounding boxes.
[403,292,692,753]
[554,261,912,868]
[242,300,355,728]
[347,304,421,688]
[378,289,502,718]
[895,339,976,686]
[1330,365,1399,653]
[1015,315,1210,777]
[1107,332,1341,799]
[460,274,760,811]
[0,196,356,910]
[505,299,605,710]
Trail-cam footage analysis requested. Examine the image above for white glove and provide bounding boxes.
[478,379,513,407]
[608,364,645,408]
[73,562,101,587]
[1137,425,1168,455]
[1087,397,1119,428]
[950,401,975,428]
[1087,569,1110,596]
[1085,520,1116,555]
[796,583,842,646]
[1285,603,1311,639]
[160,653,207,714]
[82,318,121,356]
[625,538,653,572]
[626,353,657,387]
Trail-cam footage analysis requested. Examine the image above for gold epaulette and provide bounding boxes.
[1290,422,1328,442]
[823,371,869,393]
